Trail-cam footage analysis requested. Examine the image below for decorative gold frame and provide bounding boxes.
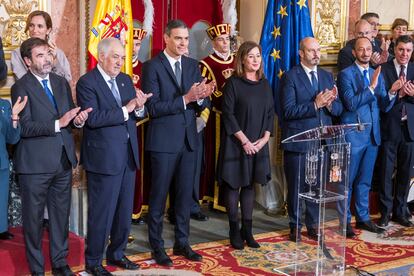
[0,0,49,97]
[362,0,414,31]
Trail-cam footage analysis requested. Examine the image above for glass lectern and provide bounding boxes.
[273,124,364,275]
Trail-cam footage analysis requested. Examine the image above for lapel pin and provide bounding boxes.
[121,83,124,87]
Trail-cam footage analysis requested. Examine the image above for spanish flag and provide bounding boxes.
[88,0,133,76]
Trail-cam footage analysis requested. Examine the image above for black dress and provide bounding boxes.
[217,76,274,188]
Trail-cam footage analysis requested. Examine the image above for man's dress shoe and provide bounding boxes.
[345,224,356,238]
[307,228,318,241]
[378,215,390,227]
[107,255,139,270]
[0,231,14,240]
[85,265,113,276]
[392,216,414,227]
[52,265,75,276]
[356,220,385,233]
[173,245,203,261]
[151,249,173,267]
[190,212,209,221]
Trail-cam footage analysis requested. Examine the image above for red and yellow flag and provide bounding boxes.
[88,0,133,76]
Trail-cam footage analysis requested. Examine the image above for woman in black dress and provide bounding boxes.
[217,41,274,249]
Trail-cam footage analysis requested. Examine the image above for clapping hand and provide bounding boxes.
[73,107,93,126]
[135,88,152,108]
[12,96,28,118]
[370,66,381,89]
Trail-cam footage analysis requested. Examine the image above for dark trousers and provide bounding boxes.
[284,151,319,230]
[85,146,136,267]
[148,144,196,250]
[380,122,414,218]
[169,130,204,215]
[20,150,72,273]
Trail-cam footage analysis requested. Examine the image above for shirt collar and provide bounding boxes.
[31,71,50,86]
[163,49,182,69]
[393,58,407,69]
[355,62,369,74]
[97,64,114,82]
[300,63,317,75]
[213,49,230,60]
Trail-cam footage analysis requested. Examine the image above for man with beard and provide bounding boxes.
[378,35,414,228]
[280,37,343,242]
[11,37,91,275]
[337,37,400,236]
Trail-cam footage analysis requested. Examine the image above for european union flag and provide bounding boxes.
[260,0,313,117]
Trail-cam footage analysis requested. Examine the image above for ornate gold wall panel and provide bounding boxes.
[0,0,48,97]
[311,0,348,53]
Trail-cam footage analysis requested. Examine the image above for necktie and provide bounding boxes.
[174,61,181,87]
[108,78,122,107]
[399,64,406,78]
[363,69,370,87]
[400,64,407,120]
[310,71,318,94]
[41,79,58,111]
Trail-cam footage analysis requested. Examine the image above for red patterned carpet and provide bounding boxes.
[69,223,414,275]
[4,223,414,275]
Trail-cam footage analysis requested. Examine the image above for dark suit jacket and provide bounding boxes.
[280,65,343,153]
[76,67,140,175]
[141,52,209,153]
[337,39,383,72]
[381,60,414,141]
[11,72,77,174]
[337,63,395,147]
[0,38,7,81]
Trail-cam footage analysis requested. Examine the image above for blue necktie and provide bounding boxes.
[41,79,58,111]
[108,78,122,107]
[363,69,370,87]
[310,71,318,94]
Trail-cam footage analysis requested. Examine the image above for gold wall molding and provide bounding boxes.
[311,0,348,54]
[0,0,49,50]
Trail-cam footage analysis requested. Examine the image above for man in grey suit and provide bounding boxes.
[11,37,91,276]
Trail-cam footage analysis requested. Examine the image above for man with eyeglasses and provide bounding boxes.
[337,19,388,71]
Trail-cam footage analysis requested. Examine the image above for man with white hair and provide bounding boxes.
[77,37,151,275]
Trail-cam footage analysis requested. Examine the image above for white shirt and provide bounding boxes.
[214,48,230,61]
[97,64,144,119]
[301,63,318,86]
[393,59,408,77]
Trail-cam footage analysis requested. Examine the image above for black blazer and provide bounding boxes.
[141,52,209,153]
[76,68,140,175]
[381,59,414,141]
[11,72,77,174]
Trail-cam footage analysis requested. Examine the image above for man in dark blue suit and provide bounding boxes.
[280,37,343,242]
[337,37,400,235]
[141,19,214,267]
[337,19,388,71]
[378,35,414,228]
[77,37,151,276]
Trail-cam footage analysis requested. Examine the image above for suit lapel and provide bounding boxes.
[94,68,120,108]
[50,74,65,115]
[26,72,57,115]
[297,66,314,95]
[159,52,181,89]
[351,64,365,92]
[407,62,414,80]
[115,76,128,105]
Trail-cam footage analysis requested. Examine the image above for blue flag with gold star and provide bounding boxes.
[260,0,313,116]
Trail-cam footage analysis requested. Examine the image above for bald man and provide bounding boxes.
[280,37,343,242]
[337,37,400,236]
[337,19,387,71]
